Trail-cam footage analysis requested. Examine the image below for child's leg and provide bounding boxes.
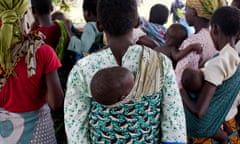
[212,128,228,144]
[223,121,233,135]
[224,118,240,144]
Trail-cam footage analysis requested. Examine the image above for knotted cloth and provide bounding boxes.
[186,0,225,20]
[0,0,28,77]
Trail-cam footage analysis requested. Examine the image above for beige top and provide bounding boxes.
[202,44,240,121]
[203,44,240,86]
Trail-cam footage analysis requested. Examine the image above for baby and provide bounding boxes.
[154,24,202,68]
[182,67,230,143]
[90,66,134,105]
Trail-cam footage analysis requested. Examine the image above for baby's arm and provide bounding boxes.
[136,35,159,49]
[154,46,172,58]
[181,81,217,118]
[171,43,202,61]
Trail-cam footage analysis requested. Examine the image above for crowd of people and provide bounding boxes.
[0,0,240,143]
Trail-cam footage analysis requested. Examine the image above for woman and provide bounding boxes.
[180,5,240,144]
[31,0,78,90]
[174,0,225,88]
[0,0,64,143]
[64,0,187,143]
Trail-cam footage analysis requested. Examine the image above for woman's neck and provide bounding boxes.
[85,15,97,23]
[37,15,54,27]
[218,36,236,50]
[193,18,209,33]
[107,32,134,66]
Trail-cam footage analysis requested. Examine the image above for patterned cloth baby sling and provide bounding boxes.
[186,65,240,138]
[89,47,165,143]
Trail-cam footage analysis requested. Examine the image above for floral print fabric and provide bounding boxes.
[64,45,187,144]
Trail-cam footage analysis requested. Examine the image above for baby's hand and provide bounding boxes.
[190,43,202,54]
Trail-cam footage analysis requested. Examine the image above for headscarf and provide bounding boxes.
[186,0,225,20]
[0,0,28,77]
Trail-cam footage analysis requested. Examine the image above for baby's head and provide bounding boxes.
[90,67,134,105]
[210,6,240,50]
[165,24,188,48]
[149,4,169,25]
[97,0,139,37]
[182,67,204,92]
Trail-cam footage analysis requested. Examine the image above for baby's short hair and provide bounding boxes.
[182,68,204,92]
[90,66,134,105]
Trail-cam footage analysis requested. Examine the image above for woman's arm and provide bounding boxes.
[45,70,64,111]
[160,55,187,143]
[181,82,217,118]
[38,44,64,111]
[64,64,92,144]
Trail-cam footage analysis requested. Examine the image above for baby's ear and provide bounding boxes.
[134,17,140,28]
[96,21,103,32]
[119,95,126,101]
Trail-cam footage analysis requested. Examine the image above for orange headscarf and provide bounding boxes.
[186,0,225,20]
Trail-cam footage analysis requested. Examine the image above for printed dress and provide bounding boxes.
[64,45,187,144]
[175,28,217,88]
